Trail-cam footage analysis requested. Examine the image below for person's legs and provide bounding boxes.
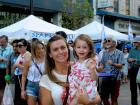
[111,80,120,105]
[14,75,27,105]
[100,77,111,105]
[0,69,6,103]
[27,96,36,105]
[26,80,39,105]
[130,67,139,105]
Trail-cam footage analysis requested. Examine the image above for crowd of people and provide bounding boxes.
[0,31,140,105]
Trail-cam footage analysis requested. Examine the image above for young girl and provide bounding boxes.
[68,34,99,105]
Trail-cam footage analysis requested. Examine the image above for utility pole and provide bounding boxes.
[93,0,97,20]
[30,0,34,14]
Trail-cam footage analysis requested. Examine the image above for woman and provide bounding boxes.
[39,35,100,105]
[21,40,45,105]
[13,38,31,105]
[121,47,129,83]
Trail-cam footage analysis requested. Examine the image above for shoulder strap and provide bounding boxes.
[63,66,71,105]
[32,58,43,76]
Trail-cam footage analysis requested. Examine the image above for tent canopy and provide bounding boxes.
[75,21,128,41]
[0,15,75,40]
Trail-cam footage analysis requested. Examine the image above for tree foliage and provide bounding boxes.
[62,0,93,30]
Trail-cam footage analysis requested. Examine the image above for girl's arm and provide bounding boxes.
[87,58,98,81]
[40,87,53,105]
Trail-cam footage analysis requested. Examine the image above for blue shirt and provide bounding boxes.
[0,44,13,69]
[101,49,125,80]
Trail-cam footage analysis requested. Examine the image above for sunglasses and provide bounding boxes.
[18,44,24,48]
[13,45,18,47]
[105,40,111,42]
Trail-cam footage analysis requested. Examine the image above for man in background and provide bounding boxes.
[0,35,13,103]
[128,36,140,105]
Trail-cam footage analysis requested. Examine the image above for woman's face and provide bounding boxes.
[75,39,90,60]
[35,43,45,57]
[17,42,27,54]
[49,39,68,64]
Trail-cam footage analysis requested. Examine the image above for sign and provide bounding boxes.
[97,0,113,8]
[31,31,75,40]
[115,20,140,34]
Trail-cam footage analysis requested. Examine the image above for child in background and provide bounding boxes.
[68,34,99,105]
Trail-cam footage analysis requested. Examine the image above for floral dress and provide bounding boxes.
[68,59,97,104]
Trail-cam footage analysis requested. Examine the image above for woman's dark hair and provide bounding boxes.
[55,31,67,40]
[45,35,70,87]
[123,47,129,53]
[12,39,19,45]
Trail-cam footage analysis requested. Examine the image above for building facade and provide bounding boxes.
[0,0,63,28]
[94,0,140,36]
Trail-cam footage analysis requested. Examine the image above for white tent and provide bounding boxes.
[75,21,128,41]
[0,15,75,40]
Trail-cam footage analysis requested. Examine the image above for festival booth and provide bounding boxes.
[0,15,75,41]
[75,21,128,41]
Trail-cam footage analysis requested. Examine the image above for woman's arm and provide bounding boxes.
[21,55,31,99]
[40,87,53,105]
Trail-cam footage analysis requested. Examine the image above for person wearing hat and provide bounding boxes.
[128,36,140,105]
[99,35,124,105]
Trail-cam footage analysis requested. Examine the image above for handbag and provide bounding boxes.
[1,84,14,105]
[32,58,43,76]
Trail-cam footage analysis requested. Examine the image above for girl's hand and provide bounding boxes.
[87,58,96,70]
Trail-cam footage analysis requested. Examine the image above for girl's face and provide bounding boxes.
[35,43,45,57]
[49,39,68,64]
[75,39,90,60]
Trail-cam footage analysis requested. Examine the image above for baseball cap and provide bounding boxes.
[133,36,140,43]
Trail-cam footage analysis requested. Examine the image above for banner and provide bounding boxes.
[128,22,133,41]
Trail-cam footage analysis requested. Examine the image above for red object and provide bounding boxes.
[19,61,23,64]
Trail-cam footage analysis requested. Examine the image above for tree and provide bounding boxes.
[62,0,93,30]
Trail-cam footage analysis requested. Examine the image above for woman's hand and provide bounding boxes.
[75,88,101,105]
[21,89,26,100]
[75,88,90,105]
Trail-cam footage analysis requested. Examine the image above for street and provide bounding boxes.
[118,81,140,105]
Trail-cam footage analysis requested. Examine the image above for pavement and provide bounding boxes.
[118,81,140,105]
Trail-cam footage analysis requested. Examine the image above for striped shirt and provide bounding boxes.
[101,49,124,80]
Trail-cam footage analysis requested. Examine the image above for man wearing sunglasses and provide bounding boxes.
[99,35,124,105]
[128,36,140,105]
[0,35,13,103]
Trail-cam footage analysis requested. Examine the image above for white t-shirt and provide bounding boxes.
[14,51,31,75]
[39,70,67,105]
[27,61,45,82]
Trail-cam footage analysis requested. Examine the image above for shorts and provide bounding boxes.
[26,80,39,97]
